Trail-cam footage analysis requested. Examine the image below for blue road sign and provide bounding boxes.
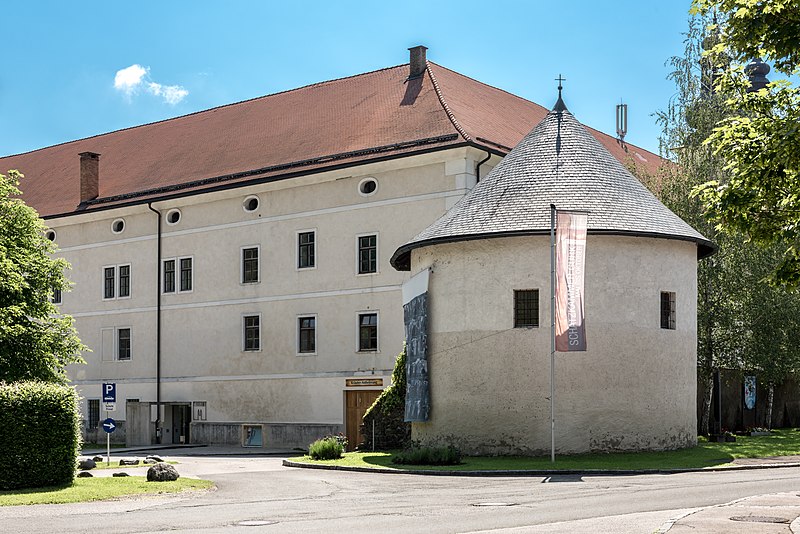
[102,418,116,433]
[102,383,116,403]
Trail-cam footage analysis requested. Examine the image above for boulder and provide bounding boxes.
[92,456,104,462]
[147,462,179,482]
[118,459,140,466]
[76,471,93,478]
[143,459,156,464]
[77,458,96,470]
[146,455,164,462]
[112,472,129,477]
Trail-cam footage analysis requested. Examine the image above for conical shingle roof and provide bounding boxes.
[391,105,715,270]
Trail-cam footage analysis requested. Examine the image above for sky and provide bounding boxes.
[1,1,698,158]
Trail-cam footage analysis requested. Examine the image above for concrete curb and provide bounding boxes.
[282,459,800,477]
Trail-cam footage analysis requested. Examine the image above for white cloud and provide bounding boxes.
[113,64,188,105]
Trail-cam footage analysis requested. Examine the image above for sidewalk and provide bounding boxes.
[660,493,800,533]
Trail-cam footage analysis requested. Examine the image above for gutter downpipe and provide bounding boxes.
[147,203,162,444]
[475,151,492,182]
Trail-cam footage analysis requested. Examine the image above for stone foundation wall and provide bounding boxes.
[191,422,342,448]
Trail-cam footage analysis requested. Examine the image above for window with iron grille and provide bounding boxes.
[51,287,62,304]
[661,291,676,330]
[104,266,115,299]
[298,231,315,269]
[118,265,130,298]
[163,259,176,293]
[358,312,378,351]
[242,247,259,283]
[298,316,316,353]
[243,315,260,351]
[118,328,131,360]
[358,235,377,274]
[514,289,539,328]
[180,258,193,292]
[87,399,100,429]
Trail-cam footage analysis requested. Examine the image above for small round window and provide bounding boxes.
[358,177,378,196]
[111,219,125,234]
[166,209,182,225]
[45,230,57,242]
[243,195,260,213]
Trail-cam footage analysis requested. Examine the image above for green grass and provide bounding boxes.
[289,429,800,472]
[0,477,213,506]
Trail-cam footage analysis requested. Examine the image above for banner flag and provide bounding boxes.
[555,210,588,352]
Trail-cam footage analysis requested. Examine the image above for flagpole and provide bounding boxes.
[550,203,556,463]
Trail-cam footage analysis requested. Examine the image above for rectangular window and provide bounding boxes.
[298,316,316,354]
[514,289,539,328]
[180,258,193,292]
[104,266,115,299]
[358,312,378,352]
[87,399,100,430]
[51,287,62,304]
[298,231,316,269]
[163,259,176,293]
[242,247,259,283]
[661,291,676,330]
[358,234,377,274]
[117,328,131,360]
[118,264,130,298]
[243,315,260,351]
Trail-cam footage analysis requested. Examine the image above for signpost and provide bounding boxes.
[101,383,117,464]
[102,417,116,464]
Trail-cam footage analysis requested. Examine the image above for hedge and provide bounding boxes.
[362,347,411,450]
[0,381,82,489]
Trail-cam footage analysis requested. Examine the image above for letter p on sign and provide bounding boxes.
[102,383,116,403]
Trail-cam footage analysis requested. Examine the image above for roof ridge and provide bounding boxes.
[425,63,472,142]
[1,63,408,160]
[428,62,550,115]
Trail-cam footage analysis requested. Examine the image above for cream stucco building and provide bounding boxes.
[2,47,670,449]
[390,96,714,455]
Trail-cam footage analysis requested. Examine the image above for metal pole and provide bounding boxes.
[106,430,110,465]
[550,203,556,463]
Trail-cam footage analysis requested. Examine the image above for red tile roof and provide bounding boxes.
[0,62,664,218]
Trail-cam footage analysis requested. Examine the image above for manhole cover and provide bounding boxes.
[730,516,790,524]
[235,520,279,527]
[472,503,518,507]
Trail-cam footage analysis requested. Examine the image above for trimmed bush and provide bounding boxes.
[361,347,411,450]
[0,381,82,489]
[392,445,462,466]
[308,436,344,460]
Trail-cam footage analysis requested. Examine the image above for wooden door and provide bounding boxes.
[345,390,381,451]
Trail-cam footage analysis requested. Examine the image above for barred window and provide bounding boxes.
[88,399,100,429]
[514,290,539,328]
[661,291,676,330]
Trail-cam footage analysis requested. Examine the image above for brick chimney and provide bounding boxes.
[79,152,100,203]
[408,45,428,79]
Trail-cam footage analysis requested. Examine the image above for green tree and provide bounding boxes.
[691,0,800,289]
[0,170,85,383]
[653,14,800,433]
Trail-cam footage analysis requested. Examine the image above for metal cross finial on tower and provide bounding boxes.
[553,74,568,112]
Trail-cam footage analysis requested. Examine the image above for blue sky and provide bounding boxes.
[1,1,696,158]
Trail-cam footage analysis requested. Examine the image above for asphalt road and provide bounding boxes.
[3,455,800,533]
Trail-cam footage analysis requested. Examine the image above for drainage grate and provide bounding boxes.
[730,515,790,524]
[235,520,279,527]
[472,503,518,507]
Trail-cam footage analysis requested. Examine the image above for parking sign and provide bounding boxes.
[102,383,116,403]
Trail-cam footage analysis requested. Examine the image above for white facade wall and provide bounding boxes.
[51,148,498,447]
[409,235,698,455]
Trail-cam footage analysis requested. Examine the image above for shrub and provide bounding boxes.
[392,445,462,466]
[308,436,344,460]
[0,381,82,489]
[362,347,411,450]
